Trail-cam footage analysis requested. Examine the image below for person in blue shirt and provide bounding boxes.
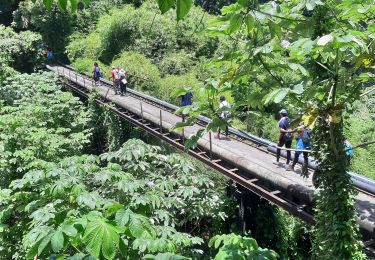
[47,48,54,64]
[287,125,311,174]
[343,137,354,164]
[92,63,101,85]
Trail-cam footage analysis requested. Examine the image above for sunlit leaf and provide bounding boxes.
[176,0,192,21]
[157,0,175,14]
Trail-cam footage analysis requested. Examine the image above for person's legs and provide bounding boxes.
[288,151,300,171]
[285,140,292,165]
[276,138,285,162]
[302,152,309,173]
[120,83,124,95]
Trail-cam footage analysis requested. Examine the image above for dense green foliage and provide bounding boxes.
[0,72,91,187]
[2,0,375,258]
[0,25,44,72]
[1,139,234,259]
[67,1,225,105]
[0,68,238,259]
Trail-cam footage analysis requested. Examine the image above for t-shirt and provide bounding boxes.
[344,141,354,158]
[219,100,230,118]
[47,51,53,60]
[278,116,290,130]
[278,116,293,141]
[181,92,193,106]
[111,69,119,80]
[93,66,100,77]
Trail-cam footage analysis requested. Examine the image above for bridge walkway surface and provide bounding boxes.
[47,64,375,251]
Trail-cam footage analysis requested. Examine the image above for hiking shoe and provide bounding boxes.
[286,165,294,171]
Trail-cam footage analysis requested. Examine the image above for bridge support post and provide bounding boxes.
[159,110,163,134]
[209,132,213,160]
[182,115,185,144]
[140,101,144,122]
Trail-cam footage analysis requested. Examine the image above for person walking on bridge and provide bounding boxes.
[111,66,120,95]
[275,109,294,166]
[118,69,128,96]
[215,96,231,141]
[92,63,101,86]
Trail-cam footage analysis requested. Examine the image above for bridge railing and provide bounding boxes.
[53,63,375,195]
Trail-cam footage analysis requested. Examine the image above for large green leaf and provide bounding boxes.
[69,0,78,12]
[43,0,53,10]
[57,0,67,10]
[156,0,175,14]
[273,89,289,103]
[228,14,243,34]
[83,213,123,260]
[115,208,155,239]
[176,0,192,21]
[237,0,249,7]
[51,230,64,252]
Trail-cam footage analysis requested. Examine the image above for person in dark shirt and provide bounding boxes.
[275,109,295,165]
[92,62,101,85]
[181,91,193,106]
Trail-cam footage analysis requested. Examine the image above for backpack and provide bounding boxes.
[302,128,311,146]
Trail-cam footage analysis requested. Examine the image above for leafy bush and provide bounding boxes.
[0,25,44,72]
[13,1,73,60]
[209,234,278,259]
[0,139,235,259]
[0,72,91,187]
[345,93,375,179]
[66,32,102,61]
[158,51,194,76]
[111,51,161,93]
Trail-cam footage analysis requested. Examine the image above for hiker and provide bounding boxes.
[47,48,54,64]
[92,62,101,85]
[275,109,294,165]
[287,124,311,174]
[118,68,128,96]
[344,137,354,164]
[111,66,120,94]
[215,96,231,140]
[181,91,193,106]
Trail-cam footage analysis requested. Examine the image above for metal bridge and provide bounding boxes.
[47,64,375,254]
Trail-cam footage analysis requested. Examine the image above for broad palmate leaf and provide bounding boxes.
[83,212,124,260]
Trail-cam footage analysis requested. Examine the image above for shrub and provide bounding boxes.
[0,25,44,72]
[158,51,194,76]
[97,5,141,62]
[66,32,102,61]
[111,51,161,93]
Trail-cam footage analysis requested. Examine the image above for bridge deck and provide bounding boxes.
[48,65,375,239]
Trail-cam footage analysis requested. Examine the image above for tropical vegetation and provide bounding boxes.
[0,0,374,259]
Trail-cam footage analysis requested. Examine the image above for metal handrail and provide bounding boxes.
[53,63,375,195]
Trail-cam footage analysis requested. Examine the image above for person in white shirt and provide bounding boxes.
[215,96,231,140]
